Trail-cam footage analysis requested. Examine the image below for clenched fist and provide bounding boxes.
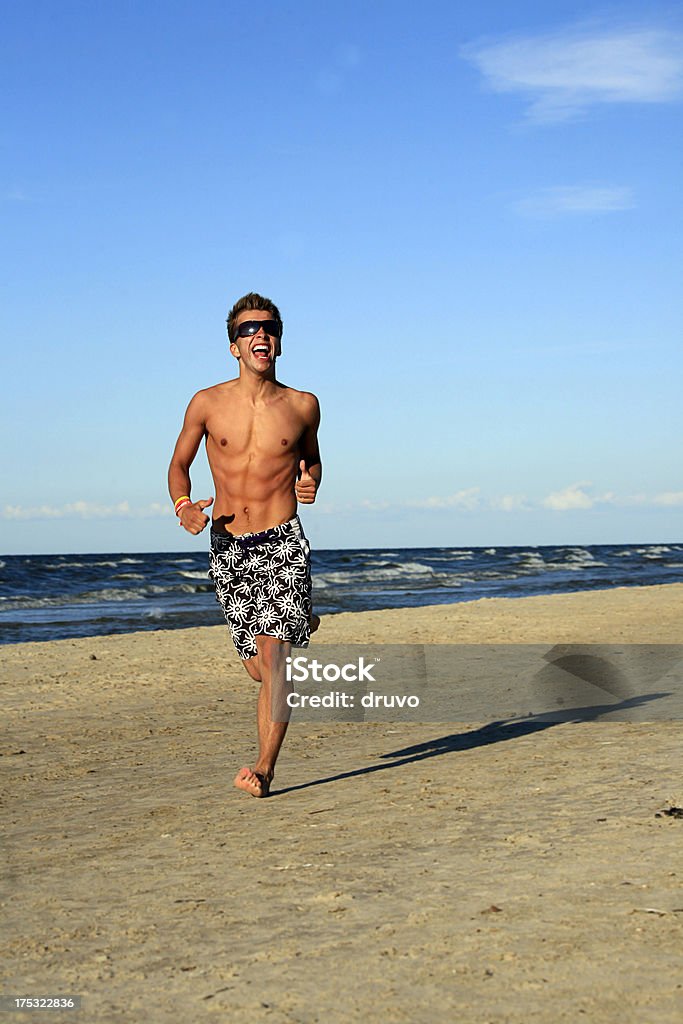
[179,497,214,534]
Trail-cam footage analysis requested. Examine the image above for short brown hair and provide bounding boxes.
[226,292,283,343]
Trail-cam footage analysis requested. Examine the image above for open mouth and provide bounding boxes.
[252,344,270,358]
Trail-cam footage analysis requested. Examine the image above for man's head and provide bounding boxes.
[226,292,283,347]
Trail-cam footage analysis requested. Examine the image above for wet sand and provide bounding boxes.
[2,584,682,1022]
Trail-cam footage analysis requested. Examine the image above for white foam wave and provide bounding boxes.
[562,549,599,565]
[179,570,210,580]
[2,585,179,610]
[44,560,120,569]
[515,553,547,569]
[315,562,437,587]
[637,545,672,557]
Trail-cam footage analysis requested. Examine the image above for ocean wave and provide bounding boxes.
[3,542,681,646]
[44,560,121,569]
[560,549,605,567]
[314,562,439,587]
[0,585,181,611]
[512,552,547,570]
[426,553,474,562]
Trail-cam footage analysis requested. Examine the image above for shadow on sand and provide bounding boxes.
[273,691,669,798]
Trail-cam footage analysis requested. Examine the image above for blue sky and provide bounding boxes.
[2,0,682,553]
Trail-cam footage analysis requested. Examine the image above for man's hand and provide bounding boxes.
[179,497,214,534]
[295,460,318,504]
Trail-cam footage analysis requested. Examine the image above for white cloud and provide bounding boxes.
[540,485,642,511]
[491,494,533,512]
[6,488,681,523]
[461,25,683,123]
[652,491,683,507]
[2,501,172,521]
[542,482,595,511]
[359,498,392,512]
[406,488,481,511]
[513,185,635,217]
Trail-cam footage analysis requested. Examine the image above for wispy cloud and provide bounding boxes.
[405,488,481,511]
[5,488,682,523]
[2,501,172,521]
[461,24,683,123]
[513,185,635,217]
[491,494,533,512]
[541,482,597,511]
[652,491,683,507]
[320,486,683,516]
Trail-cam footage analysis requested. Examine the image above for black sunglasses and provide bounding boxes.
[234,319,281,340]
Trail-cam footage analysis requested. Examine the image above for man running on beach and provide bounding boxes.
[168,292,321,798]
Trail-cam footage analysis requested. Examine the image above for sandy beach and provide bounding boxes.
[2,584,682,1022]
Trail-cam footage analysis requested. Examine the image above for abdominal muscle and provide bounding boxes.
[208,449,299,536]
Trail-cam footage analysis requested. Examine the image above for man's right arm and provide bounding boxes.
[168,392,214,535]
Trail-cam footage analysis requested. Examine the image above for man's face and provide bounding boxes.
[230,309,281,369]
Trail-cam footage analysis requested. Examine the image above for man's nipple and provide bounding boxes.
[281,438,288,446]
[220,438,228,447]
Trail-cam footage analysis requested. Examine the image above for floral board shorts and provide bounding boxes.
[209,515,312,660]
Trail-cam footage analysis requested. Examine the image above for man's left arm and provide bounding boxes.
[295,394,322,505]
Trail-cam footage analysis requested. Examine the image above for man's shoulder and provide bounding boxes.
[281,385,320,412]
[191,379,239,404]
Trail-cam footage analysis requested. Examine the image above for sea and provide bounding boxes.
[1,542,682,646]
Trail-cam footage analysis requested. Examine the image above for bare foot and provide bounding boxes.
[234,766,272,798]
[310,613,321,634]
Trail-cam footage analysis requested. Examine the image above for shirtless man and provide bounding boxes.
[168,292,321,798]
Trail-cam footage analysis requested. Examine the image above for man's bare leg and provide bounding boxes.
[242,655,261,682]
[234,636,291,798]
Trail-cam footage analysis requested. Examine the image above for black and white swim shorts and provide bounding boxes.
[209,515,312,660]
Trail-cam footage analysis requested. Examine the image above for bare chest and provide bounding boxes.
[207,400,303,459]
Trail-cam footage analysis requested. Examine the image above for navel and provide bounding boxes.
[220,438,228,447]
[243,506,249,514]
